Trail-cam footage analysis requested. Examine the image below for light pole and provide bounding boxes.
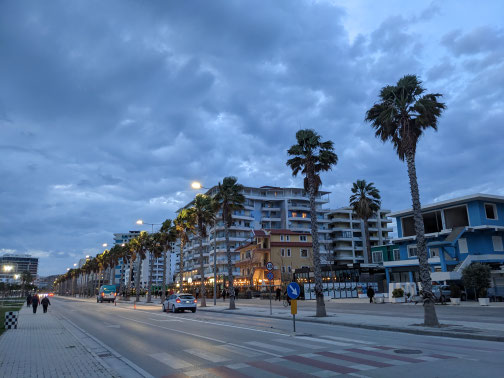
[192,181,219,305]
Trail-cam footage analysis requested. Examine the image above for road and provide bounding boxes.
[54,297,504,377]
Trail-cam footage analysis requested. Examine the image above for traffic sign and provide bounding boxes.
[266,261,273,271]
[290,299,297,315]
[266,272,274,281]
[287,282,300,299]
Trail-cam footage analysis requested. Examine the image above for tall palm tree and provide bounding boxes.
[214,176,245,310]
[131,231,149,302]
[365,74,445,327]
[191,194,217,307]
[118,243,130,299]
[287,129,338,317]
[146,233,164,303]
[174,209,196,291]
[159,219,177,303]
[349,180,381,263]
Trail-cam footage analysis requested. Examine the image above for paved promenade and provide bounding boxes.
[0,304,117,378]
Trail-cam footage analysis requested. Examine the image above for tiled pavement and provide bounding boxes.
[0,305,117,378]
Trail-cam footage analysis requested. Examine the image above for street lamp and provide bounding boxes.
[102,243,108,247]
[136,219,161,233]
[3,265,14,272]
[191,181,219,305]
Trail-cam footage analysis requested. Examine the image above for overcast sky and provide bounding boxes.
[1,1,503,276]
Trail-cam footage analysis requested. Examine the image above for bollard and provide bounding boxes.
[5,311,19,330]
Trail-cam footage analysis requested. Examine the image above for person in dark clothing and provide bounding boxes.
[283,290,291,305]
[41,296,51,313]
[32,294,40,314]
[275,288,281,301]
[234,287,239,301]
[367,286,375,303]
[26,294,32,307]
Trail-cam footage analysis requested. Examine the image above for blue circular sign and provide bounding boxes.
[266,272,274,281]
[287,282,300,299]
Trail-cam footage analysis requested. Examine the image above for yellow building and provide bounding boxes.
[236,229,312,288]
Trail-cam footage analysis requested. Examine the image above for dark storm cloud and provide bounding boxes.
[0,0,502,275]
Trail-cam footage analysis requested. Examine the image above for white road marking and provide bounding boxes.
[245,341,294,353]
[226,363,249,369]
[296,336,353,347]
[216,344,262,357]
[275,338,324,349]
[349,364,375,371]
[348,373,372,378]
[323,336,375,345]
[185,369,209,377]
[148,318,182,322]
[151,352,193,369]
[176,316,287,336]
[312,370,340,377]
[184,348,229,363]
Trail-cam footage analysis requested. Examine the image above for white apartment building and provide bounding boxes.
[328,207,393,264]
[113,231,141,287]
[178,185,331,283]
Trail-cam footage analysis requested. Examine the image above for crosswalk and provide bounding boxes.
[153,335,462,377]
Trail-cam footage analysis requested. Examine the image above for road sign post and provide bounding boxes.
[287,282,300,333]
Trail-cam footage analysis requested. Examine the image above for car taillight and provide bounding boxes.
[194,299,197,303]
[114,293,117,296]
[102,293,105,297]
[176,298,181,303]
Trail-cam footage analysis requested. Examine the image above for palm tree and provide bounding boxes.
[130,231,149,302]
[191,194,217,307]
[365,74,445,327]
[159,219,177,303]
[174,209,196,291]
[287,129,338,317]
[117,243,130,299]
[146,233,164,303]
[214,176,245,310]
[349,180,381,263]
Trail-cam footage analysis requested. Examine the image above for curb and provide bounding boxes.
[197,308,504,343]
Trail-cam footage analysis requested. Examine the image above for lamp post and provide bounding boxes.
[191,181,219,305]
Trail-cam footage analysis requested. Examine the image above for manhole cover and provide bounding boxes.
[394,349,422,355]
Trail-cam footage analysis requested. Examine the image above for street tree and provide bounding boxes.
[159,219,177,302]
[175,209,196,290]
[287,129,338,317]
[365,74,445,326]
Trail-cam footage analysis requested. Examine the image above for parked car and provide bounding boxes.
[97,285,117,303]
[162,293,197,313]
[432,285,467,302]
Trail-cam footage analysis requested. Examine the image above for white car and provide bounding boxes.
[162,293,197,313]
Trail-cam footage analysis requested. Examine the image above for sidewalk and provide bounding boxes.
[0,304,117,377]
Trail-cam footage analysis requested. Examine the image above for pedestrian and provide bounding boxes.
[26,293,32,307]
[275,288,281,301]
[367,286,375,304]
[41,296,51,313]
[283,290,291,305]
[221,289,226,301]
[195,287,199,300]
[32,293,40,314]
[234,287,239,301]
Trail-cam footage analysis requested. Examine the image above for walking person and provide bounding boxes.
[32,293,40,314]
[41,296,51,313]
[367,286,375,304]
[26,293,32,307]
[195,287,199,300]
[275,287,281,301]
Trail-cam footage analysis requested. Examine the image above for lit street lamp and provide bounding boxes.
[136,219,161,234]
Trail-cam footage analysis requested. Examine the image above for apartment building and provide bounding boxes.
[179,185,331,284]
[328,207,392,265]
[113,231,141,287]
[236,229,312,288]
[0,253,39,283]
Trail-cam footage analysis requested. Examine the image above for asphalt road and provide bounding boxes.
[54,297,504,377]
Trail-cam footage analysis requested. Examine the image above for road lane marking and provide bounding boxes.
[184,348,229,363]
[216,344,262,357]
[151,352,193,369]
[323,336,375,345]
[296,336,353,347]
[245,341,294,353]
[275,338,324,349]
[174,316,289,336]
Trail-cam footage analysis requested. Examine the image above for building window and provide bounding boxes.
[372,251,383,263]
[288,266,292,273]
[281,266,286,273]
[485,203,498,220]
[458,238,468,254]
[407,245,418,258]
[300,249,308,258]
[280,235,284,241]
[302,213,307,218]
[300,235,307,242]
[292,212,297,218]
[281,248,285,257]
[492,236,504,251]
[342,231,352,238]
[430,248,440,258]
[287,249,291,257]
[286,235,290,241]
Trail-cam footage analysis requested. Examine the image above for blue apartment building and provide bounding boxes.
[382,194,504,290]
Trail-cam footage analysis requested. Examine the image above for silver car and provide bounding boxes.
[162,293,197,313]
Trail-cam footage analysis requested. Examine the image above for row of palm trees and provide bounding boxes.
[57,74,444,326]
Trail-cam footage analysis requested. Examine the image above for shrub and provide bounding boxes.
[479,287,488,298]
[462,263,491,299]
[392,288,404,298]
[449,285,461,298]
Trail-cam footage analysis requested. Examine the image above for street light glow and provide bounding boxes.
[136,219,144,225]
[73,263,77,267]
[191,181,202,190]
[3,265,14,272]
[102,243,108,247]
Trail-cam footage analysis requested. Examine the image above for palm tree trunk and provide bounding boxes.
[147,252,154,302]
[308,171,326,317]
[135,258,142,302]
[119,260,125,299]
[127,258,133,299]
[363,219,372,263]
[161,249,167,303]
[96,269,102,294]
[111,265,116,286]
[199,232,207,307]
[71,276,75,296]
[225,222,236,310]
[405,151,439,327]
[179,240,185,289]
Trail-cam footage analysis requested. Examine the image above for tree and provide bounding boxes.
[20,271,33,296]
[287,129,338,317]
[159,219,177,302]
[349,180,381,263]
[175,209,196,290]
[130,231,149,302]
[117,243,130,299]
[365,74,446,327]
[190,194,217,307]
[462,263,491,299]
[214,176,245,310]
[146,233,164,303]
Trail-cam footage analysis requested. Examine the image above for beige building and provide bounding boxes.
[236,229,312,288]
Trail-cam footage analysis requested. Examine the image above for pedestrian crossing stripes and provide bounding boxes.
[160,339,459,377]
